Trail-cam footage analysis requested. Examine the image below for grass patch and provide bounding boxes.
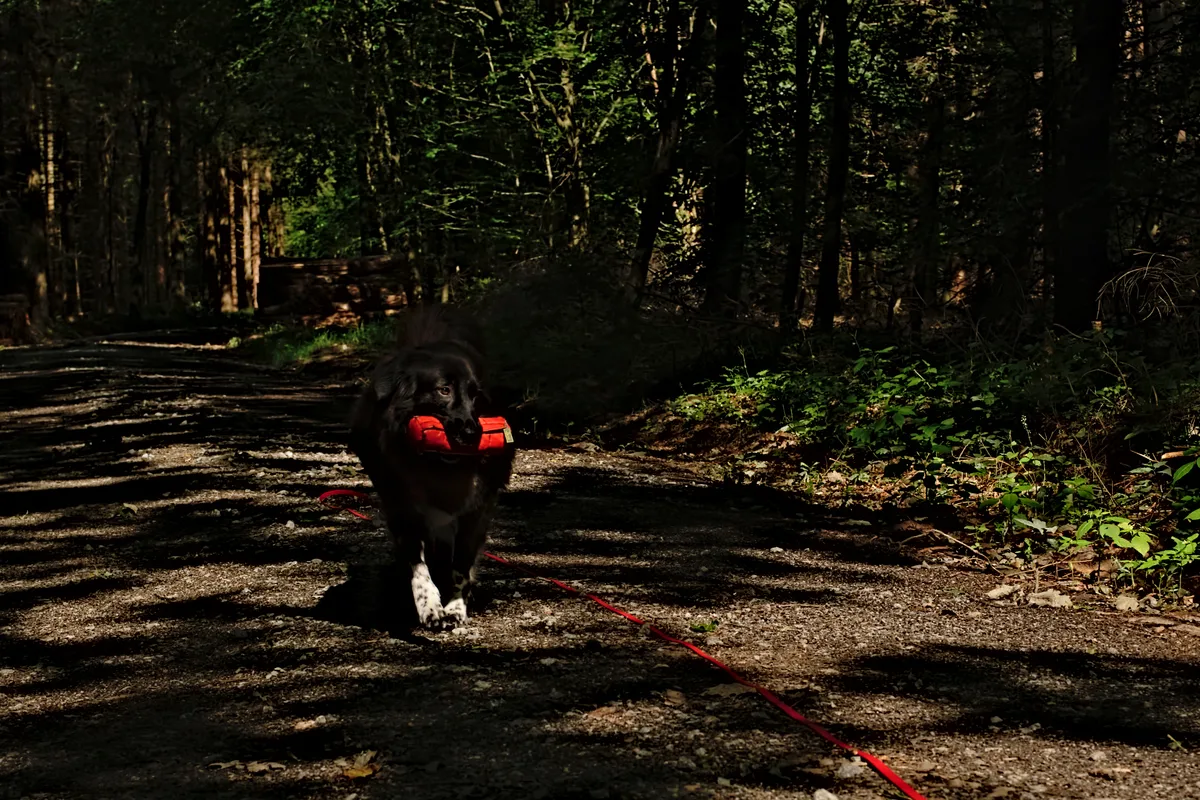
[231,319,396,367]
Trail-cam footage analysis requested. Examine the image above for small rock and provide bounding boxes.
[716,777,732,787]
[770,546,784,553]
[1090,750,1108,762]
[286,520,296,529]
[835,759,864,778]
[987,585,1019,600]
[676,757,697,770]
[1113,595,1139,612]
[812,790,840,800]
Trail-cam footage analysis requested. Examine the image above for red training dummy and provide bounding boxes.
[406,415,514,455]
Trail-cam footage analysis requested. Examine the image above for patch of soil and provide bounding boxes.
[2,341,1199,800]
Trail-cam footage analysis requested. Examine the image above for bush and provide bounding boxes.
[675,329,1200,594]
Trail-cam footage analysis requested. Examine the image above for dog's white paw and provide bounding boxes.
[412,562,444,628]
[441,597,468,627]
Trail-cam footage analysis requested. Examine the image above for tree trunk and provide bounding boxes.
[701,0,749,316]
[131,105,157,315]
[628,0,702,297]
[814,0,850,333]
[199,156,221,311]
[240,149,255,310]
[1053,0,1121,332]
[1040,0,1060,288]
[780,0,815,331]
[166,112,186,307]
[249,161,261,309]
[908,90,945,333]
[40,75,63,319]
[217,163,238,312]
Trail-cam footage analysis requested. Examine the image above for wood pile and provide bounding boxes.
[257,255,411,321]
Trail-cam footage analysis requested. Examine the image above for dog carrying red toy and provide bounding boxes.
[406,415,514,454]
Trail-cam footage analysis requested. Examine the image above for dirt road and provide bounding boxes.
[2,341,1197,800]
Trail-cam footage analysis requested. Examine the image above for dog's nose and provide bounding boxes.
[460,419,480,439]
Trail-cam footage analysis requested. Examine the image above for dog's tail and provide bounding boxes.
[399,305,486,357]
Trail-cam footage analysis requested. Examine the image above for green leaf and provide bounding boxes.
[1184,509,1200,522]
[1129,533,1152,558]
[1000,493,1018,511]
[1173,460,1196,484]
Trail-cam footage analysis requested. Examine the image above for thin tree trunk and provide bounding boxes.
[199,156,221,311]
[1053,0,1121,331]
[131,105,157,314]
[780,0,815,331]
[166,112,186,307]
[249,161,261,309]
[240,149,254,310]
[41,75,63,319]
[908,90,945,333]
[628,1,702,297]
[814,0,850,332]
[217,164,238,312]
[1041,0,1060,285]
[701,0,749,315]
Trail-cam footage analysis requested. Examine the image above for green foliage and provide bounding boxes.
[676,331,1200,593]
[235,319,395,367]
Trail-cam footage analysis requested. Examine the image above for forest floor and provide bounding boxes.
[3,336,1200,800]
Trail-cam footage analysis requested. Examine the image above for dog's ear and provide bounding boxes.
[378,374,417,435]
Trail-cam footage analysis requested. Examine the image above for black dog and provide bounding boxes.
[348,308,515,630]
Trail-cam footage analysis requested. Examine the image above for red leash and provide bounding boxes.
[318,488,929,800]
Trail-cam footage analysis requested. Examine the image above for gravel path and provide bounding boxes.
[2,341,1198,800]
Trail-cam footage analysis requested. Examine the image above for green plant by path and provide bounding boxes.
[234,319,395,367]
[671,333,1200,596]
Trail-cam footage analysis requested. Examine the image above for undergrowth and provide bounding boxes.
[672,330,1200,597]
[230,319,395,367]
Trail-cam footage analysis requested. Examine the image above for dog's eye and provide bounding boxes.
[437,385,453,397]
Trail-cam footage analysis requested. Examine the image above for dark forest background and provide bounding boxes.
[3,0,1199,591]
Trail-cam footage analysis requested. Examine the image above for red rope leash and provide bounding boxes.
[318,488,928,800]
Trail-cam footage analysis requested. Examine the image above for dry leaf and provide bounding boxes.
[664,689,687,707]
[342,750,380,780]
[208,760,242,770]
[585,706,619,719]
[1027,589,1072,608]
[702,683,756,697]
[986,584,1018,600]
[294,719,319,731]
[1113,595,1140,612]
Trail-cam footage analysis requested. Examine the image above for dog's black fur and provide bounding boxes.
[348,307,515,630]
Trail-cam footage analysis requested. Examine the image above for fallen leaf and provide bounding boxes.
[1113,595,1140,612]
[986,584,1018,600]
[208,760,242,770]
[1027,589,1072,608]
[664,689,687,707]
[342,750,381,779]
[246,762,273,774]
[703,683,756,698]
[294,719,319,731]
[585,706,619,719]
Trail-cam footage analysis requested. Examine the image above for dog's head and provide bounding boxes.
[373,340,486,450]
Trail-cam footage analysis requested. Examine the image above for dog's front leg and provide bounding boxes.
[405,538,445,629]
[408,513,460,630]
